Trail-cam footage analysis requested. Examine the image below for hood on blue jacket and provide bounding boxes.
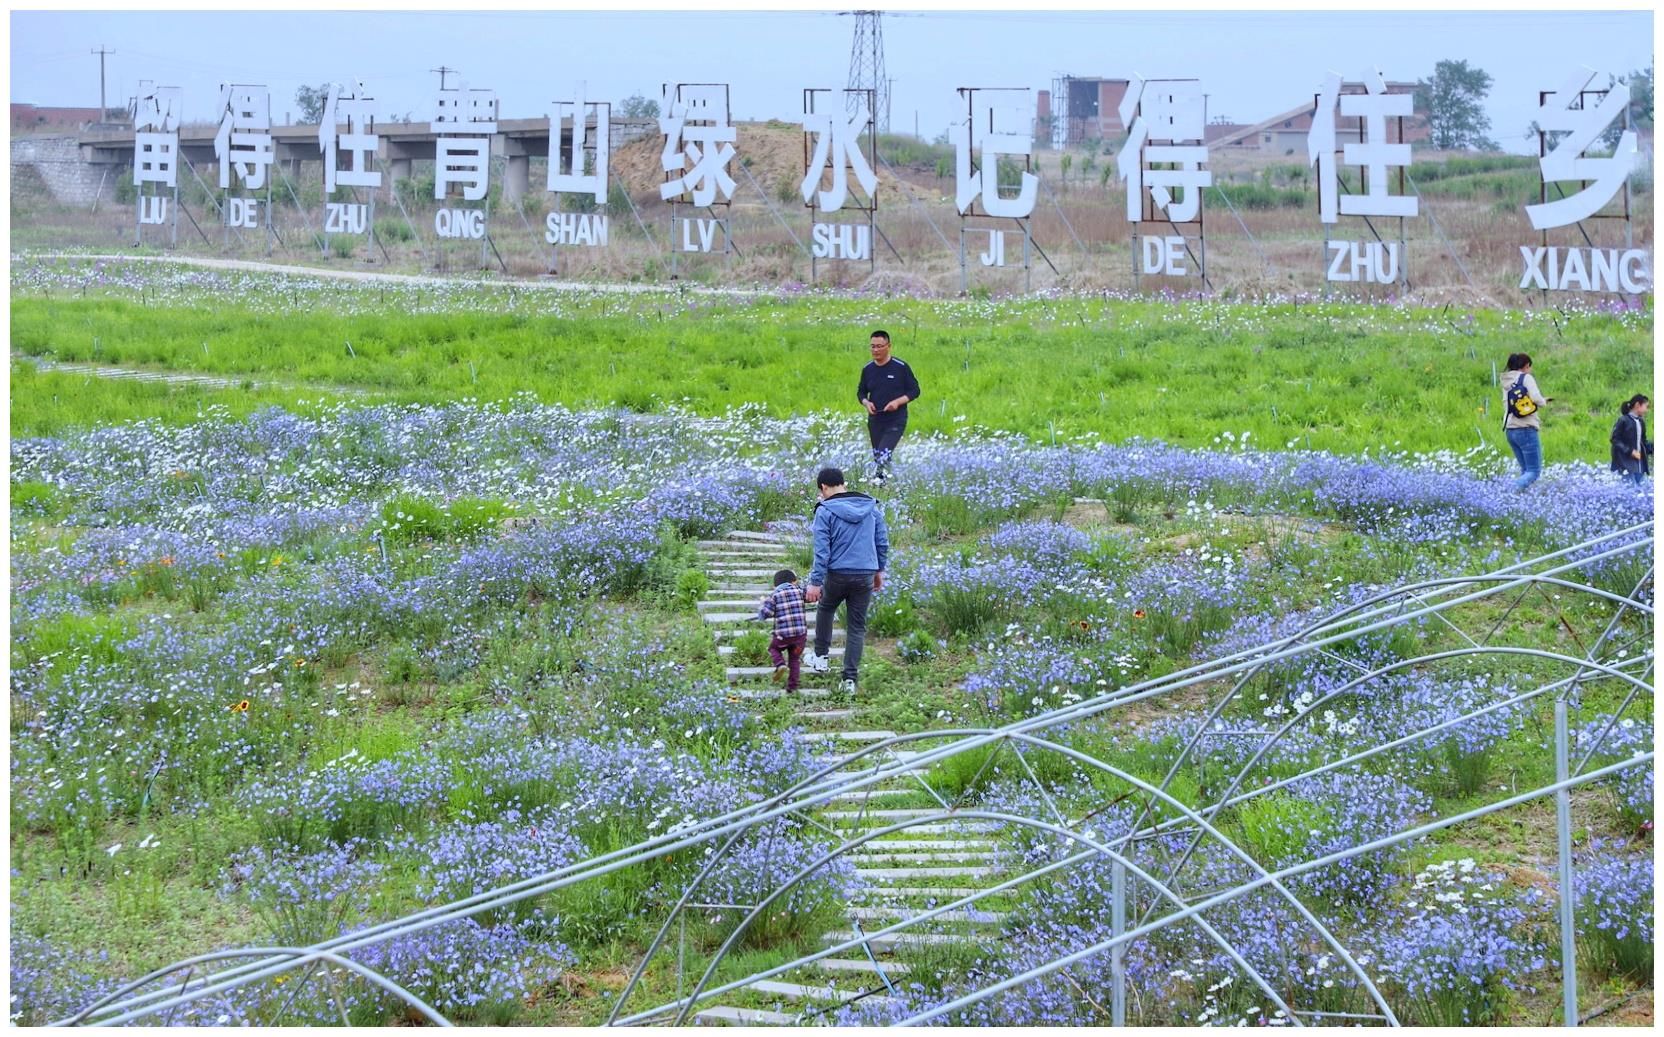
[818,493,878,524]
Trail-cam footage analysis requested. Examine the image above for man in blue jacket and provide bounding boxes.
[804,466,889,695]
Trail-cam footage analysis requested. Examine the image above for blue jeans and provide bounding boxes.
[1622,469,1647,486]
[1505,427,1542,490]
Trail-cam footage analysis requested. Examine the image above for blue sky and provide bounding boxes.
[10,9,1653,154]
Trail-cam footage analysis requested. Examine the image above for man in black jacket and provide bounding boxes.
[858,329,921,485]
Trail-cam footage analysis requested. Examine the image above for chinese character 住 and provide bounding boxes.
[320,82,382,194]
[954,90,1036,219]
[434,85,497,202]
[660,85,737,206]
[802,96,877,212]
[215,85,274,190]
[1526,69,1638,230]
[1116,78,1213,223]
[134,84,181,188]
[1307,70,1417,224]
[548,83,609,205]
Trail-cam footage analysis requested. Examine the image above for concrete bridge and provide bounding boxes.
[71,116,658,202]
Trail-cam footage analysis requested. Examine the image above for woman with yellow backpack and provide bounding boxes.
[1501,352,1550,491]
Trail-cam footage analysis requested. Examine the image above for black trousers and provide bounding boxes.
[868,412,907,471]
[814,570,873,681]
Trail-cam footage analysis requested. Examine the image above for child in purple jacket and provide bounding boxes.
[757,568,808,692]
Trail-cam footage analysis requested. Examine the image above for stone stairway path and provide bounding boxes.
[688,529,1008,1026]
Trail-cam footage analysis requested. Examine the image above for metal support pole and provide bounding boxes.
[1555,696,1578,1028]
[1111,859,1126,1026]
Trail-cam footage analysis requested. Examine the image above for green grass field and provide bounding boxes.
[9,283,1652,464]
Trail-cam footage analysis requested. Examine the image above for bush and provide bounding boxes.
[673,568,709,611]
[732,628,771,665]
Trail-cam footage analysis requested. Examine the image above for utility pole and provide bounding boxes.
[91,45,114,115]
[431,66,457,91]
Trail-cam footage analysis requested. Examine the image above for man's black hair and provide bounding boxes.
[870,329,890,342]
[817,466,845,489]
[774,568,797,586]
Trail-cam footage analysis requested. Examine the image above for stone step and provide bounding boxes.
[814,958,912,977]
[724,531,791,543]
[697,599,818,612]
[855,866,993,879]
[728,666,842,683]
[728,687,831,702]
[797,708,854,723]
[707,585,773,596]
[697,538,790,550]
[849,850,995,865]
[702,612,764,624]
[719,644,842,658]
[848,906,1006,925]
[800,731,898,743]
[714,627,842,641]
[828,788,918,802]
[823,930,972,948]
[856,839,996,851]
[823,808,949,821]
[839,822,1000,836]
[742,979,898,1007]
[859,887,1001,899]
[694,1005,798,1026]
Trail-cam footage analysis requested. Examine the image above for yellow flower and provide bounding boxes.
[229,700,251,713]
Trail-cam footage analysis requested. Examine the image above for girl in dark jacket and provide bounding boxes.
[1610,394,1652,484]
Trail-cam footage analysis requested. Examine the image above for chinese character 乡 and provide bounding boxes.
[1526,69,1637,231]
[660,85,737,206]
[802,101,877,212]
[215,85,274,190]
[1307,70,1416,224]
[1116,78,1212,223]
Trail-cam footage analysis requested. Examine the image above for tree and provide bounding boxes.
[294,83,331,124]
[1597,63,1653,149]
[618,93,659,119]
[1414,59,1497,151]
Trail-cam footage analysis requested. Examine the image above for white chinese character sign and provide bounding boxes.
[803,88,879,276]
[214,84,274,241]
[1519,69,1649,295]
[319,81,380,247]
[954,87,1042,290]
[432,80,496,247]
[1308,70,1416,286]
[545,83,610,252]
[1116,77,1212,282]
[661,83,737,259]
[133,81,181,246]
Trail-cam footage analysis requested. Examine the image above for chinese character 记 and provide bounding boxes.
[954,89,1036,219]
[802,99,877,212]
[215,85,274,190]
[1307,70,1417,224]
[320,82,381,193]
[1526,69,1637,230]
[1116,78,1212,223]
[660,85,737,206]
[548,83,609,205]
[434,85,497,202]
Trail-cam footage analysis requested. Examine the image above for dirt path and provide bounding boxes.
[15,251,766,298]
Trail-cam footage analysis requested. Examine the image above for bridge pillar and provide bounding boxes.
[387,158,412,201]
[503,154,529,204]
